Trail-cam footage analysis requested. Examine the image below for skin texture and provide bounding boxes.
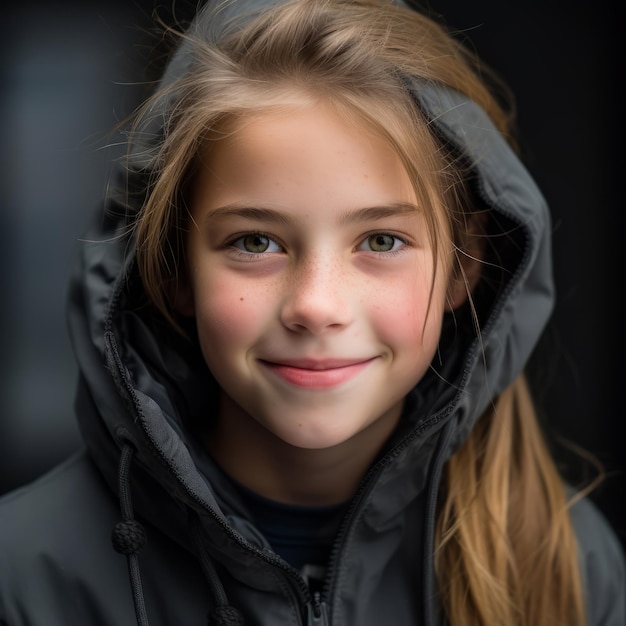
[179,101,455,504]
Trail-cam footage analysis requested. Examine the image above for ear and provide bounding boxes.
[445,255,483,311]
[167,277,196,317]
[445,211,487,312]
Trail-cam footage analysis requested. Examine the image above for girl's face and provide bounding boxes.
[181,102,453,451]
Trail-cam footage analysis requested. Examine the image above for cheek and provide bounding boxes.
[370,293,427,347]
[368,267,444,349]
[193,274,270,353]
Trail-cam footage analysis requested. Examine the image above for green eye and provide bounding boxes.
[243,234,270,253]
[369,234,395,252]
[358,233,404,253]
[231,234,282,254]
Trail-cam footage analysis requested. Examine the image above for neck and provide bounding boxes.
[206,393,400,506]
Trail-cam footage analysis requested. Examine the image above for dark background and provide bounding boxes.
[1,1,623,550]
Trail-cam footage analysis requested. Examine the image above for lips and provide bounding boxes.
[260,357,376,389]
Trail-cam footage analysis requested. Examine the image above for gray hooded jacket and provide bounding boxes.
[1,0,624,624]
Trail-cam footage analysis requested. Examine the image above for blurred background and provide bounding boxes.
[1,0,623,550]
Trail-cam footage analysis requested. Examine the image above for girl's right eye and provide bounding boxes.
[229,233,282,254]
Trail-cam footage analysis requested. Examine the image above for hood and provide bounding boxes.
[66,0,553,620]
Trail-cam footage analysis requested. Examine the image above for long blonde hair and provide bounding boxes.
[437,375,587,626]
[125,1,589,623]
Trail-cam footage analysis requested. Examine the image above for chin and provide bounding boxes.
[271,420,364,451]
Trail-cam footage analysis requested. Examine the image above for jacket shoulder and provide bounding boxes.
[0,448,119,537]
[0,450,128,625]
[570,495,626,626]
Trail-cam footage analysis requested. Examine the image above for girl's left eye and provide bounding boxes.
[357,233,405,253]
[230,233,282,254]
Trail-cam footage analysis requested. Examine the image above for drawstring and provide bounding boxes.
[111,437,244,625]
[189,513,245,625]
[111,442,150,626]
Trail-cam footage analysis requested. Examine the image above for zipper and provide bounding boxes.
[306,592,329,626]
[422,415,457,626]
[316,404,458,622]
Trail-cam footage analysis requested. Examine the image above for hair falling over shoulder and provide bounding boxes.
[436,374,588,626]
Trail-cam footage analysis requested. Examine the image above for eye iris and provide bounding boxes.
[370,234,394,252]
[243,234,270,253]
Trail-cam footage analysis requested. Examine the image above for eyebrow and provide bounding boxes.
[338,202,420,224]
[202,204,293,225]
[201,202,420,225]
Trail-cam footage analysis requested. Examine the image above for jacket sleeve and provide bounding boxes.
[570,496,626,626]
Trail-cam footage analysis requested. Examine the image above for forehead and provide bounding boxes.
[193,102,417,213]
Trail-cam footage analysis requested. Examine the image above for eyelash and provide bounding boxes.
[224,231,409,259]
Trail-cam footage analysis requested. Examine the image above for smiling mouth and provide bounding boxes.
[260,358,376,389]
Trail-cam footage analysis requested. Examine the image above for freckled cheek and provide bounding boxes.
[193,276,273,349]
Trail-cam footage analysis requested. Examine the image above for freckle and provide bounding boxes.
[240,297,244,301]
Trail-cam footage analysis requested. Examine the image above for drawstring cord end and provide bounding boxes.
[112,434,245,625]
[112,440,150,626]
[207,605,245,625]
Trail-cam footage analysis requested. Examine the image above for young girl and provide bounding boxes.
[1,0,623,624]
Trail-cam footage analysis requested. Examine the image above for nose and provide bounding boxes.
[280,255,354,334]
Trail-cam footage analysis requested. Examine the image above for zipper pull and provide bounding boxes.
[306,592,329,625]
